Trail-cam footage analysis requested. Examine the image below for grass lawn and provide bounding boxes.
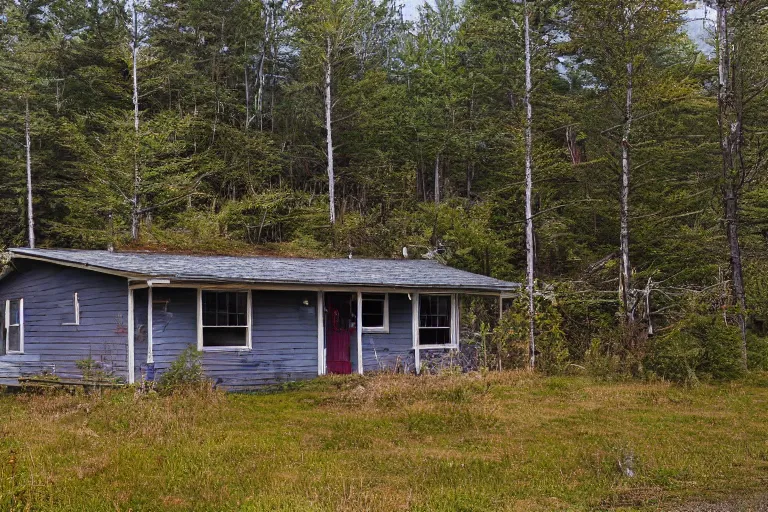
[1,372,767,511]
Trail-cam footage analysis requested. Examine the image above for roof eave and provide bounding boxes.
[10,251,147,280]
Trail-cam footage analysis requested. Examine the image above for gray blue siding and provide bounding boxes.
[150,289,319,390]
[0,260,129,384]
[362,293,415,372]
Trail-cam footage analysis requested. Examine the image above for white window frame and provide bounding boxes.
[361,292,389,333]
[4,298,24,354]
[196,289,252,352]
[62,292,80,326]
[415,293,458,350]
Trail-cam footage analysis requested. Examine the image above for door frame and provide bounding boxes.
[318,291,363,376]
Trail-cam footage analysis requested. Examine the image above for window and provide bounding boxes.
[0,301,4,356]
[199,290,251,349]
[418,295,454,347]
[361,293,389,332]
[4,299,24,354]
[63,293,80,326]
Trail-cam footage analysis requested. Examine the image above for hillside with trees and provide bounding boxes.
[1,0,767,380]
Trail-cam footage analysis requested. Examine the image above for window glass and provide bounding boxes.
[418,295,452,345]
[0,301,5,356]
[64,293,79,325]
[361,294,386,329]
[201,291,248,348]
[9,300,20,326]
[7,326,20,352]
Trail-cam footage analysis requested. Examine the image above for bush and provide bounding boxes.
[645,315,745,384]
[747,333,768,371]
[490,296,570,374]
[157,346,209,393]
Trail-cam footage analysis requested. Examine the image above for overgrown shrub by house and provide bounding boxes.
[489,297,570,374]
[645,315,745,383]
[157,346,209,393]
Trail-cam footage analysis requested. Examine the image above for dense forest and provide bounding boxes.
[1,0,767,380]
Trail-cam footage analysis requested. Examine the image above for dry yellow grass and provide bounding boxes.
[1,372,767,511]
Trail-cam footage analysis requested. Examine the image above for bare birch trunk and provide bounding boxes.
[434,153,440,204]
[131,0,141,241]
[256,1,271,131]
[716,1,748,367]
[325,36,336,225]
[245,40,251,130]
[523,0,535,370]
[619,61,633,324]
[25,97,35,248]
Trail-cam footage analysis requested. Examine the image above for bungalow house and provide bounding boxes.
[0,248,518,389]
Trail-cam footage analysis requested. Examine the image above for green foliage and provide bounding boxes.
[157,346,208,393]
[490,296,570,374]
[645,315,746,384]
[75,358,120,383]
[1,0,767,381]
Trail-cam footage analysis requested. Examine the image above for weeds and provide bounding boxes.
[1,372,767,511]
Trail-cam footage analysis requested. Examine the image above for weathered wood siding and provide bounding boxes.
[0,260,129,385]
[362,293,415,372]
[151,289,319,389]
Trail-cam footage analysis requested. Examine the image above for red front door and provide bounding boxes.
[326,293,354,374]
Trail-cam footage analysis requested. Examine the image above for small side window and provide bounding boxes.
[5,299,23,354]
[361,293,389,333]
[63,292,80,326]
[0,301,5,356]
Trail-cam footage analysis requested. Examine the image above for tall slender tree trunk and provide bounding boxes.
[131,0,141,241]
[256,1,271,131]
[25,97,35,248]
[716,0,748,367]
[434,153,440,204]
[325,36,336,225]
[619,61,633,323]
[245,40,251,130]
[523,0,535,370]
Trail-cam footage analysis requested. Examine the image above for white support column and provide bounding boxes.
[317,291,325,375]
[356,291,364,375]
[452,294,460,347]
[127,288,135,384]
[412,292,420,374]
[146,286,154,364]
[196,288,203,351]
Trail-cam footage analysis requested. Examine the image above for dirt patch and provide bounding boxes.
[675,494,768,512]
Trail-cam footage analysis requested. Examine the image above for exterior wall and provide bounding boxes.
[362,293,415,373]
[0,260,129,384]
[150,288,319,390]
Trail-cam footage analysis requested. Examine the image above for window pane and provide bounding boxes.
[202,327,248,347]
[361,295,385,328]
[0,302,5,355]
[419,296,451,328]
[9,300,20,325]
[419,328,450,345]
[8,326,20,352]
[203,292,249,327]
[362,314,384,328]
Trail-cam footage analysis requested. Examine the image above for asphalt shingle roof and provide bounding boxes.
[9,248,519,292]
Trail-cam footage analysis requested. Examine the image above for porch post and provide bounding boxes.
[356,291,364,374]
[147,285,153,364]
[317,291,325,375]
[127,288,135,384]
[412,292,420,374]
